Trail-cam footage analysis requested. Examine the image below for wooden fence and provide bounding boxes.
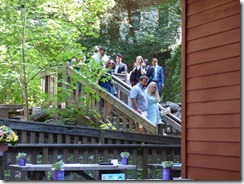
[0,118,181,181]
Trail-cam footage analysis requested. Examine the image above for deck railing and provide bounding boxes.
[6,143,180,180]
[112,74,181,134]
[0,118,181,180]
[66,66,158,134]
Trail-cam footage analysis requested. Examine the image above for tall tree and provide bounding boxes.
[0,0,115,119]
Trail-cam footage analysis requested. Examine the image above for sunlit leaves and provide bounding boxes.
[0,0,115,106]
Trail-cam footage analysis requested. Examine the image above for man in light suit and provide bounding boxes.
[150,58,165,97]
[92,46,109,66]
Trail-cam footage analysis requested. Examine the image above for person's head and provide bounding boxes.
[152,58,158,66]
[146,82,160,102]
[136,56,144,66]
[115,53,122,63]
[139,75,149,87]
[99,46,107,56]
[105,60,115,69]
[144,58,149,66]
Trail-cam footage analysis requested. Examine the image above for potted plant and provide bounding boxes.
[51,160,65,180]
[16,152,27,166]
[120,152,130,165]
[0,125,18,156]
[161,161,174,180]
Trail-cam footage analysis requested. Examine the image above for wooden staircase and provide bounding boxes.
[112,74,181,134]
[56,65,180,135]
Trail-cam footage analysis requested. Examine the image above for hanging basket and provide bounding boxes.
[0,144,8,156]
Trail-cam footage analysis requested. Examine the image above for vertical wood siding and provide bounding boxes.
[182,0,240,180]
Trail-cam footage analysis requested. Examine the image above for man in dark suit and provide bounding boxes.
[146,62,154,83]
[148,58,165,97]
[114,53,128,74]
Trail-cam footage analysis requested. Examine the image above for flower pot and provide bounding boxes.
[0,144,8,156]
[52,170,65,180]
[162,168,173,180]
[18,158,27,166]
[121,157,128,165]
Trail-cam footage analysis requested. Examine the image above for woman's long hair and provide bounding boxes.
[145,82,161,102]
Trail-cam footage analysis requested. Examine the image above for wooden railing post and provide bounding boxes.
[141,147,148,179]
[156,123,164,135]
[99,130,105,144]
[0,155,5,180]
[43,148,49,163]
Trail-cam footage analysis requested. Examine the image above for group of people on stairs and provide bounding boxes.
[71,46,166,134]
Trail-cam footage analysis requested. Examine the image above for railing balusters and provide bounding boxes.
[1,119,180,181]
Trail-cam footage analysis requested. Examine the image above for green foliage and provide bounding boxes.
[162,161,173,168]
[0,0,182,126]
[81,0,182,105]
[163,45,181,103]
[120,152,130,158]
[51,160,64,171]
[82,0,182,70]
[0,0,115,118]
[40,59,112,128]
[16,152,27,159]
[100,122,116,130]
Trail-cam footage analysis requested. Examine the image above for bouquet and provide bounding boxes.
[0,125,18,146]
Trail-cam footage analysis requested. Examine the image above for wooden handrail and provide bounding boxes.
[66,66,157,134]
[112,74,182,132]
[9,143,181,148]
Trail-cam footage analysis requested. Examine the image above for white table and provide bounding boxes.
[9,163,137,180]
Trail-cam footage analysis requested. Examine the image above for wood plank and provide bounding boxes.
[65,135,71,144]
[187,128,240,142]
[187,99,240,115]
[187,142,240,157]
[187,154,240,171]
[52,148,58,163]
[187,0,236,16]
[187,43,240,65]
[181,0,187,178]
[187,14,240,41]
[2,118,180,145]
[39,132,45,144]
[187,71,240,90]
[30,132,36,143]
[187,28,240,53]
[187,114,240,128]
[151,149,157,178]
[187,167,240,180]
[187,85,240,103]
[6,120,100,137]
[187,0,197,4]
[187,57,240,78]
[48,133,53,144]
[57,134,62,144]
[187,1,240,28]
[21,131,27,143]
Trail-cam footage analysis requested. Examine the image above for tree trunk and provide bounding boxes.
[21,5,30,120]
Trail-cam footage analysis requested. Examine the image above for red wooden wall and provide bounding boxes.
[181,0,240,180]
